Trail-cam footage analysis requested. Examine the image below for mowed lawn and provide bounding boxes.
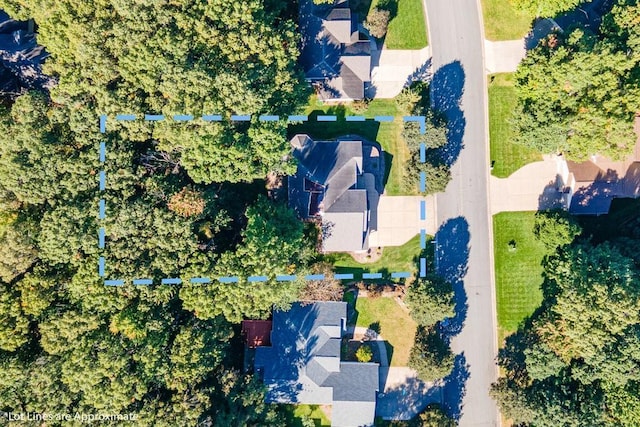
[493,212,545,343]
[354,297,417,366]
[488,73,541,178]
[328,234,423,277]
[481,0,533,40]
[283,404,331,427]
[291,97,411,195]
[371,0,428,49]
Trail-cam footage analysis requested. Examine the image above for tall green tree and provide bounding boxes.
[513,5,640,160]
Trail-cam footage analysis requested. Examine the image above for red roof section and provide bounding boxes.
[241,320,272,348]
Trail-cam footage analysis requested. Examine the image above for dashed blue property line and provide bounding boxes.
[420,258,427,278]
[420,200,426,221]
[98,257,105,277]
[98,228,105,249]
[99,199,106,219]
[420,229,427,249]
[100,113,428,286]
[403,115,426,133]
[99,171,106,191]
[419,143,426,163]
[391,272,411,279]
[374,116,394,122]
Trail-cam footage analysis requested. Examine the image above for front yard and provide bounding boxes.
[327,234,423,277]
[481,0,533,40]
[493,212,545,343]
[290,97,411,195]
[352,296,417,366]
[488,73,541,178]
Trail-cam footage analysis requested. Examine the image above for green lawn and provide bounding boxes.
[327,234,424,277]
[493,212,545,343]
[488,73,541,178]
[354,296,417,366]
[290,97,411,195]
[283,404,331,427]
[481,0,533,40]
[371,0,428,49]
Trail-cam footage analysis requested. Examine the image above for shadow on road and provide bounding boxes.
[435,216,470,338]
[430,60,466,167]
[440,353,471,421]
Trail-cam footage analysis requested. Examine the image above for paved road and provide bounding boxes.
[423,1,500,425]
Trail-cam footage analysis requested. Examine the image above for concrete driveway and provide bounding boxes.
[490,155,566,214]
[484,40,526,74]
[369,195,437,247]
[377,368,441,420]
[368,46,431,99]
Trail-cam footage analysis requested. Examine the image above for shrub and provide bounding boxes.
[356,344,373,363]
[363,8,390,38]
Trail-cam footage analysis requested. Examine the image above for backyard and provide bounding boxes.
[488,73,541,178]
[481,0,533,40]
[290,96,411,195]
[351,295,417,366]
[493,212,545,343]
[283,404,331,427]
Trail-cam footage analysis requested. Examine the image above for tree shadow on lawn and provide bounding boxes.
[430,61,466,168]
[434,216,470,340]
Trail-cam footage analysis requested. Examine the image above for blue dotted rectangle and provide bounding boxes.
[98,113,428,286]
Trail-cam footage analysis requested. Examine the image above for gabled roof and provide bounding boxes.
[299,0,371,100]
[254,302,378,427]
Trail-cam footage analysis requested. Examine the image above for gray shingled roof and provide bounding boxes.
[288,135,381,252]
[298,0,370,100]
[254,302,379,427]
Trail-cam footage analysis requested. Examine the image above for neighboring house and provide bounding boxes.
[254,301,379,427]
[288,134,384,253]
[299,0,371,101]
[559,117,640,215]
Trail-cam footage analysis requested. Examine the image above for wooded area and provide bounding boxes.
[512,0,640,160]
[0,1,320,424]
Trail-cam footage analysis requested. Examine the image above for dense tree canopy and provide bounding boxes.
[513,0,640,160]
[492,201,640,426]
[0,0,316,423]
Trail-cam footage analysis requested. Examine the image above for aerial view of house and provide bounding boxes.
[253,302,379,427]
[2,0,640,426]
[299,0,371,101]
[288,134,383,252]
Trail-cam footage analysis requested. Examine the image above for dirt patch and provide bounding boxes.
[266,172,285,201]
[348,246,383,263]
